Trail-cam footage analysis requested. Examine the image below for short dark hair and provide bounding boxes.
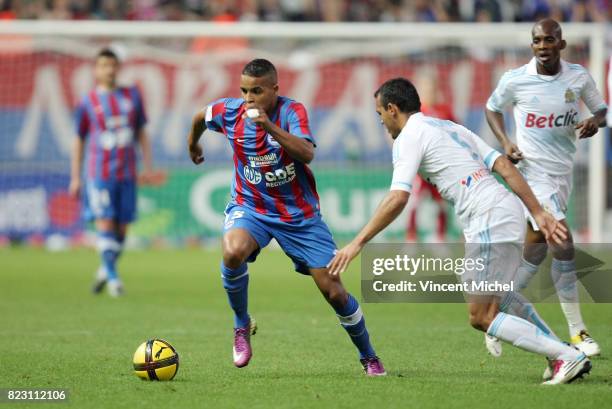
[532,18,563,40]
[96,48,119,62]
[242,59,277,81]
[374,78,421,113]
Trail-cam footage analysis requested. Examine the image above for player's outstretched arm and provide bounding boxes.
[138,129,153,173]
[576,108,607,139]
[485,108,523,163]
[246,109,314,164]
[492,156,567,244]
[328,190,410,276]
[136,129,166,186]
[69,137,85,198]
[187,110,207,165]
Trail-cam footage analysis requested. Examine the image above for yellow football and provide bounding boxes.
[133,339,179,381]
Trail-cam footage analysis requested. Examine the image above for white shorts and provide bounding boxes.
[461,193,526,296]
[519,166,572,230]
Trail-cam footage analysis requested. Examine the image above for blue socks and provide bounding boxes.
[334,293,376,359]
[97,231,121,281]
[220,264,375,358]
[221,263,250,328]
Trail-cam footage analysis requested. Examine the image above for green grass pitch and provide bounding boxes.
[2,247,612,409]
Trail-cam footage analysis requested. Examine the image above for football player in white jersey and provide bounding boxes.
[328,77,591,385]
[485,18,607,358]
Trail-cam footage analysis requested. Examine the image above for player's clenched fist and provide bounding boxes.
[189,142,204,165]
[503,141,523,164]
[69,177,82,198]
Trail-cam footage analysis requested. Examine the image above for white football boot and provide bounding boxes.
[485,334,502,357]
[542,353,591,385]
[571,331,601,357]
[542,358,554,381]
[91,266,107,294]
[107,279,124,297]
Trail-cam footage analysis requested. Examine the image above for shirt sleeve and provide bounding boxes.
[390,133,424,193]
[580,71,608,114]
[286,102,315,146]
[486,70,516,113]
[74,100,90,140]
[467,130,502,170]
[204,98,227,134]
[133,87,147,131]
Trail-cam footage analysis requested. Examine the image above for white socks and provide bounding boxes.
[515,257,539,290]
[551,258,586,337]
[499,291,560,341]
[517,256,587,338]
[487,312,580,361]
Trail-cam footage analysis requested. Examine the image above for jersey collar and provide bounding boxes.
[526,57,568,76]
[405,111,424,128]
[397,111,423,139]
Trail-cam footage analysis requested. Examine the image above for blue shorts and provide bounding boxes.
[223,204,337,275]
[83,179,137,223]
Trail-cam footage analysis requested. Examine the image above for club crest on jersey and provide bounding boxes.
[266,134,280,148]
[564,88,576,103]
[243,166,262,185]
[121,98,133,112]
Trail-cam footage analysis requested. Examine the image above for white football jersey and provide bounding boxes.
[390,113,510,225]
[487,58,607,176]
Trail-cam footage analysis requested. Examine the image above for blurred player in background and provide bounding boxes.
[329,77,591,385]
[187,59,385,376]
[485,18,607,357]
[405,73,450,243]
[69,48,159,297]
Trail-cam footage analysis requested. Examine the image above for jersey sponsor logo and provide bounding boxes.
[99,128,134,150]
[248,153,279,167]
[264,163,296,188]
[99,115,133,150]
[243,166,262,185]
[460,168,489,188]
[524,109,578,129]
[106,116,126,129]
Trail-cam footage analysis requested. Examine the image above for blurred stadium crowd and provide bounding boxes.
[0,0,608,23]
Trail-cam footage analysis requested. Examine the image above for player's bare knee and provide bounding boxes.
[95,219,115,232]
[523,243,548,266]
[524,228,548,265]
[321,281,347,308]
[469,312,487,331]
[222,243,249,268]
[550,240,574,261]
[328,287,347,308]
